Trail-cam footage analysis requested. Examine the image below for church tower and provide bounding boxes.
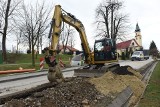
[135,23,142,47]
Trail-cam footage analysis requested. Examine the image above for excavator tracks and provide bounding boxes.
[74,63,120,77]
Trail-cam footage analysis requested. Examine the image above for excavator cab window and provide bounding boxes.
[94,38,116,61]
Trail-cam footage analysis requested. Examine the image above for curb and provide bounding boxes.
[108,86,133,107]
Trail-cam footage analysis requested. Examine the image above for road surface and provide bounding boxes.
[119,57,153,69]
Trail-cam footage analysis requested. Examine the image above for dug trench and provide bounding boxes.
[0,64,153,107]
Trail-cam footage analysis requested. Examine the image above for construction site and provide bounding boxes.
[0,0,160,107]
[0,59,158,107]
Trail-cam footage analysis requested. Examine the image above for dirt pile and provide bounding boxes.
[89,66,145,106]
[3,77,113,107]
[112,66,134,75]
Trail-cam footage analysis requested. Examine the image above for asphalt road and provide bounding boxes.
[0,58,154,97]
[119,57,153,69]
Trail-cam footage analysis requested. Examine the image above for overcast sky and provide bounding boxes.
[2,0,160,51]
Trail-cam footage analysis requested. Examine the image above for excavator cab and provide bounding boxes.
[94,38,117,61]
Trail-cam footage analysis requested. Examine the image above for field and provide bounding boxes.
[139,61,160,107]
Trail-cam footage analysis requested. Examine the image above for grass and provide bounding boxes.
[139,61,160,107]
[0,53,72,71]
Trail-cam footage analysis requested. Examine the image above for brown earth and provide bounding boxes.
[3,66,145,107]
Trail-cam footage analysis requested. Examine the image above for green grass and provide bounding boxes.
[139,61,160,107]
[0,53,72,71]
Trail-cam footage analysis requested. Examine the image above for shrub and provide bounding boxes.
[121,52,126,60]
[27,50,31,54]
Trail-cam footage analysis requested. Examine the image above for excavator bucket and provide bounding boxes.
[74,63,120,77]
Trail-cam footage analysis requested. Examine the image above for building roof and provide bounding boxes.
[116,39,139,49]
[116,40,132,49]
[58,45,79,52]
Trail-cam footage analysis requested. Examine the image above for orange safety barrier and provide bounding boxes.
[40,57,44,71]
[59,58,64,67]
[0,69,36,75]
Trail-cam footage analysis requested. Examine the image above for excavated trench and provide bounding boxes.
[0,61,156,107]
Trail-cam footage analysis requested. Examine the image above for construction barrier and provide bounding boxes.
[59,58,64,67]
[40,57,44,71]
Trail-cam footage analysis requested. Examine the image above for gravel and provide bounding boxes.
[3,77,113,107]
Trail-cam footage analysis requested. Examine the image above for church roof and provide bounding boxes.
[116,39,139,49]
[135,23,141,32]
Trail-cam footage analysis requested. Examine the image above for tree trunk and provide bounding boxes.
[29,35,31,51]
[2,0,11,63]
[31,34,35,67]
[16,40,18,54]
[36,36,39,59]
[2,35,7,63]
[31,42,35,67]
[111,5,114,39]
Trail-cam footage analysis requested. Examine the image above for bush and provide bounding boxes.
[121,52,126,60]
[27,50,31,54]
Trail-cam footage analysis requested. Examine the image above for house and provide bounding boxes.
[116,23,143,56]
[58,45,79,54]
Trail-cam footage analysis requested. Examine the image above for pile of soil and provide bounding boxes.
[3,77,113,107]
[112,66,134,75]
[89,67,145,106]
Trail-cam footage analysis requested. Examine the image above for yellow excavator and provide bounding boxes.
[43,5,119,82]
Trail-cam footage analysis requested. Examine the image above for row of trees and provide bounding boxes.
[0,0,76,66]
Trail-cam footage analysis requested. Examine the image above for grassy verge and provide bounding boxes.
[0,53,72,71]
[139,61,160,107]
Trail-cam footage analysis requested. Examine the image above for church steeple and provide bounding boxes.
[135,23,142,47]
[135,23,141,32]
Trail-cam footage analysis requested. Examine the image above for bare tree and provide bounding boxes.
[95,0,130,42]
[60,24,75,53]
[68,34,75,49]
[15,1,51,66]
[11,28,21,53]
[0,0,21,63]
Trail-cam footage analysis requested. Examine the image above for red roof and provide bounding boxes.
[116,39,139,49]
[58,45,78,52]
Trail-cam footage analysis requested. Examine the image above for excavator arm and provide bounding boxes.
[49,5,93,64]
[44,5,94,82]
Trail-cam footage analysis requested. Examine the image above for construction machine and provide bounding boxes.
[43,5,119,82]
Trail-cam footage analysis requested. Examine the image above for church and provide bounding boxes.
[116,23,143,56]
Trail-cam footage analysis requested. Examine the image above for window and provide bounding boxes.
[95,42,103,51]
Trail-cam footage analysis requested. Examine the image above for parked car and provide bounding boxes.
[70,53,84,66]
[131,51,144,61]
